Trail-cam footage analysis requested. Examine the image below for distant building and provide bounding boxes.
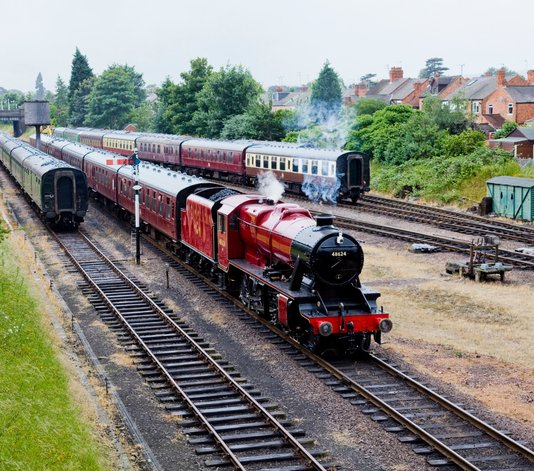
[489,126,534,159]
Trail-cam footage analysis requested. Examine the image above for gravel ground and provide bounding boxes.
[3,164,534,470]
[82,201,433,471]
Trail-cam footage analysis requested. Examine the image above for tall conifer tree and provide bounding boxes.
[68,48,93,103]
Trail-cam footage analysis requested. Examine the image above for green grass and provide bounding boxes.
[0,240,109,470]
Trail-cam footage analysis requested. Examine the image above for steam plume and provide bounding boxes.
[256,171,285,203]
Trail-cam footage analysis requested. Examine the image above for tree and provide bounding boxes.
[123,65,146,106]
[154,78,176,134]
[422,95,471,134]
[51,76,69,126]
[129,102,156,132]
[68,48,93,104]
[310,61,342,122]
[355,98,386,117]
[70,77,95,126]
[35,73,45,100]
[85,65,140,128]
[419,57,449,79]
[345,104,416,157]
[221,101,284,140]
[165,57,213,135]
[192,64,263,138]
[359,73,377,85]
[493,120,518,139]
[484,66,517,77]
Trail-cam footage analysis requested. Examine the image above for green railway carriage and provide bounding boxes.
[0,133,89,228]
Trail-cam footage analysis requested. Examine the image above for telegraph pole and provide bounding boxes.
[131,148,142,265]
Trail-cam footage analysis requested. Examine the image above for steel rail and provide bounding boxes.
[356,199,534,244]
[325,213,534,268]
[147,237,534,470]
[369,354,534,464]
[53,230,326,471]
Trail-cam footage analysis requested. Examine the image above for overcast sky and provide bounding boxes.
[2,0,533,93]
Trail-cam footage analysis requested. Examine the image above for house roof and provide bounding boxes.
[482,114,505,129]
[487,176,534,188]
[489,137,528,143]
[366,78,416,102]
[449,76,497,100]
[513,127,534,140]
[506,86,534,103]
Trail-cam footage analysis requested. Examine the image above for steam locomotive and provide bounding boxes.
[0,133,88,228]
[33,134,391,354]
[53,127,370,203]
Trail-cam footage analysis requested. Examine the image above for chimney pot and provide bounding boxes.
[528,70,534,85]
[389,66,404,82]
[497,68,506,87]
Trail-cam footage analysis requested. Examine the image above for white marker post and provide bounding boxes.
[131,148,142,265]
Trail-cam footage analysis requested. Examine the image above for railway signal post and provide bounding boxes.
[131,149,142,265]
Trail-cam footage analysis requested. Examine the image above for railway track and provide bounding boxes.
[357,195,534,245]
[52,230,331,471]
[142,236,534,471]
[324,213,534,269]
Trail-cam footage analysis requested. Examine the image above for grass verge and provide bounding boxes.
[0,236,109,470]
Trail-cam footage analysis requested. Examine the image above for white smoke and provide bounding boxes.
[288,102,356,150]
[302,175,342,203]
[256,171,285,203]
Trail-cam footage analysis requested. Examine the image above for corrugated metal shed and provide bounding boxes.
[486,176,534,221]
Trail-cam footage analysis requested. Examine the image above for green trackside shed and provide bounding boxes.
[486,176,534,221]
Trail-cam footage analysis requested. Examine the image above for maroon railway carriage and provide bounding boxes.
[181,139,253,183]
[137,134,187,166]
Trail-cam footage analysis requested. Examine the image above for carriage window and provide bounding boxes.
[263,156,269,169]
[217,151,222,162]
[166,197,171,219]
[302,160,309,173]
[145,190,150,207]
[271,157,278,170]
[330,163,335,176]
[255,155,261,167]
[158,196,163,215]
[218,213,226,234]
[280,157,286,171]
[322,161,328,176]
[311,160,318,175]
[152,192,157,211]
[246,155,250,166]
[292,159,299,172]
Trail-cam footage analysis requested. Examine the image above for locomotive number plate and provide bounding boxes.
[331,251,347,257]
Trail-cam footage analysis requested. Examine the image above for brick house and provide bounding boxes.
[448,70,531,127]
[483,70,534,125]
[365,67,423,106]
[489,126,534,159]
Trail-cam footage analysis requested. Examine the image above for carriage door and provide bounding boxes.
[347,154,363,188]
[217,212,229,268]
[54,171,75,212]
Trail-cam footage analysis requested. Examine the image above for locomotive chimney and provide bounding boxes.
[315,213,335,227]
